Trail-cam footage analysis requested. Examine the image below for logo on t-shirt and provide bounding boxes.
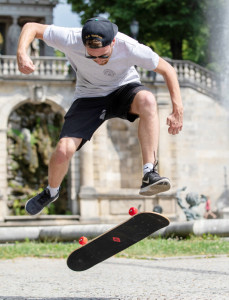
[103,69,116,77]
[99,109,106,120]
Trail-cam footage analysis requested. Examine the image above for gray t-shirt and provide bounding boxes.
[43,25,159,100]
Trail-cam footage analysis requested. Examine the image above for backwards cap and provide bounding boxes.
[82,17,118,48]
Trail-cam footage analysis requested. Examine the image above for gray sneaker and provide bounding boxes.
[25,188,59,216]
[139,168,171,196]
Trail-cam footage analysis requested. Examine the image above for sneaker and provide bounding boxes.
[139,167,171,196]
[25,188,60,216]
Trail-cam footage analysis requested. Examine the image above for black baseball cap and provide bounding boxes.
[82,17,118,48]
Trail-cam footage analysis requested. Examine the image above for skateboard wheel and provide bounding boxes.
[79,236,88,245]
[129,207,138,216]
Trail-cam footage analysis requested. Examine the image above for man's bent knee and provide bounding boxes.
[54,137,82,164]
[130,91,157,115]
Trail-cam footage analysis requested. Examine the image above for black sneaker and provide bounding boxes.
[25,188,60,216]
[139,167,171,196]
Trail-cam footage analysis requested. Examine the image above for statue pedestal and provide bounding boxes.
[222,207,229,219]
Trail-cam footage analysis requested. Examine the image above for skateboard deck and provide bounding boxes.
[67,212,169,271]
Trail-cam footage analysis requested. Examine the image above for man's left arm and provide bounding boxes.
[154,57,183,135]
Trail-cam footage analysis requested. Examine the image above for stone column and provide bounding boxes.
[68,152,80,215]
[0,129,8,221]
[6,17,21,55]
[80,141,94,187]
[79,139,99,221]
[43,16,55,56]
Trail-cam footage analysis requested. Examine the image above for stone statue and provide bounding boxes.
[201,194,217,219]
[176,186,207,221]
[6,18,21,55]
[153,205,163,214]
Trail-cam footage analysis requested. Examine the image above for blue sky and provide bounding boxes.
[53,0,81,27]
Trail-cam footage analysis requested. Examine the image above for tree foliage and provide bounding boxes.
[67,0,209,64]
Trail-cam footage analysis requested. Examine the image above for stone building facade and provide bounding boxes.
[1,56,228,222]
[0,0,58,55]
[0,1,229,223]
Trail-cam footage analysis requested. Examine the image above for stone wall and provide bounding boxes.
[77,83,229,222]
[0,57,229,223]
[157,84,229,219]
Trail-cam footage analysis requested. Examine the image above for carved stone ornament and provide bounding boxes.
[29,85,46,103]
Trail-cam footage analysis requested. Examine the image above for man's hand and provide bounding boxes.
[167,107,183,135]
[154,58,183,135]
[17,53,35,74]
[17,23,47,75]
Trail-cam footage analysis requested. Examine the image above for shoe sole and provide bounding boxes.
[139,178,171,196]
[25,195,59,216]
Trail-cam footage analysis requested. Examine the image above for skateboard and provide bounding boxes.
[67,210,170,271]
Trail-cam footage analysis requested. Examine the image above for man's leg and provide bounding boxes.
[130,90,170,196]
[48,137,82,188]
[25,137,82,215]
[130,90,159,164]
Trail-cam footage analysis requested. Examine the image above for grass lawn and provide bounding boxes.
[0,235,228,260]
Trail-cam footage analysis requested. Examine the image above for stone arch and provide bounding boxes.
[2,93,74,216]
[7,99,65,215]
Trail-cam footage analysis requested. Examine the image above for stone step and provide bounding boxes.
[1,215,80,227]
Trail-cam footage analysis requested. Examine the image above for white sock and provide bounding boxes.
[143,163,154,175]
[47,185,60,197]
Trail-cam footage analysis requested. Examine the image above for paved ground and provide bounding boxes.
[0,256,228,300]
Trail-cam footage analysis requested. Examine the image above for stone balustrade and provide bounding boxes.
[0,55,72,80]
[0,55,218,97]
[137,58,218,98]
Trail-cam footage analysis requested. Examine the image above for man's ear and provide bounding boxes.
[111,38,115,46]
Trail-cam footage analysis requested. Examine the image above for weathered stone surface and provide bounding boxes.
[0,51,228,222]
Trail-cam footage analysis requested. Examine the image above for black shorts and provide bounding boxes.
[60,82,151,150]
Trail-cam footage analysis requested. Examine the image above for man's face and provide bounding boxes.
[85,41,114,65]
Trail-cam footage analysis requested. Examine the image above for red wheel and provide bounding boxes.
[79,236,88,245]
[129,207,138,216]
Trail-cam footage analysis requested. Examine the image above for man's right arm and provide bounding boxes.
[17,22,48,74]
